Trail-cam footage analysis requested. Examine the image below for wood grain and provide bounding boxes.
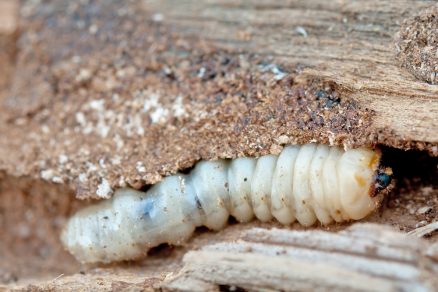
[1,0,437,196]
[0,0,17,35]
[163,224,438,291]
[143,0,438,147]
[0,0,17,104]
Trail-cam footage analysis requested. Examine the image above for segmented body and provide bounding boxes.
[62,144,388,263]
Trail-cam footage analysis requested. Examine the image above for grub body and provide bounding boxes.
[62,144,386,263]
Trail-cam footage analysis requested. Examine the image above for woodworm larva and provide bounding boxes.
[62,144,393,264]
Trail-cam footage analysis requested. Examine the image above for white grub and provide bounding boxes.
[62,144,389,264]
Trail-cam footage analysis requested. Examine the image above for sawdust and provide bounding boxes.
[2,0,433,199]
[395,4,438,84]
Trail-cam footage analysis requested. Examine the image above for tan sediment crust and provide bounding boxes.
[0,0,436,199]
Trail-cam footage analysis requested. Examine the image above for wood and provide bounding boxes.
[409,221,438,238]
[0,0,17,35]
[0,0,17,105]
[163,224,438,291]
[143,0,438,147]
[0,1,437,290]
[1,0,437,196]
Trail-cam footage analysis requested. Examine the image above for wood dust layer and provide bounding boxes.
[395,4,438,84]
[0,0,436,199]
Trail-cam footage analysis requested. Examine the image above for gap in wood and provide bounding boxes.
[381,146,437,188]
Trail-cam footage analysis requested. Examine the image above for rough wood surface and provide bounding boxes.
[143,0,438,147]
[0,0,17,35]
[163,224,438,292]
[0,0,436,198]
[409,221,438,238]
[0,1,437,291]
[0,0,17,102]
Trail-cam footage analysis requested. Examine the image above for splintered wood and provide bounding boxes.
[144,0,438,148]
[409,221,438,238]
[163,224,438,292]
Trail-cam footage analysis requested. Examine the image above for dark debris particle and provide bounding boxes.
[315,89,341,109]
[219,284,247,292]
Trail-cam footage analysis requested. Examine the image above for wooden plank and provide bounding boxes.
[163,224,438,291]
[143,0,438,146]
